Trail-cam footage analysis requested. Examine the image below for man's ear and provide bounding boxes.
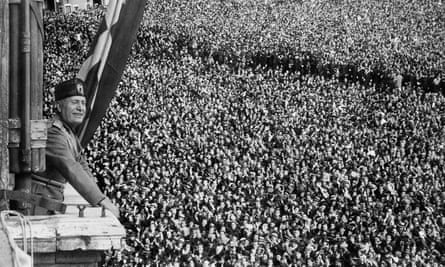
[55,101,62,113]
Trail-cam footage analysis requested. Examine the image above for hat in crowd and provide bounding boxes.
[55,78,86,101]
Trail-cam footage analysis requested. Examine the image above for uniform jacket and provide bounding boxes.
[32,117,105,206]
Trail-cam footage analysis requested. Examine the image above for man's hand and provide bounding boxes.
[99,197,120,218]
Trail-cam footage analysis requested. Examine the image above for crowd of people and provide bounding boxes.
[43,1,445,266]
[140,0,444,92]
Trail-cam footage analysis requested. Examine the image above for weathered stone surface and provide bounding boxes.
[4,185,124,253]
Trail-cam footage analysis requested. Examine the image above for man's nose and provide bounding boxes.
[76,103,86,112]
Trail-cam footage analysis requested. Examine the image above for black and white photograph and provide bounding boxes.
[0,0,444,266]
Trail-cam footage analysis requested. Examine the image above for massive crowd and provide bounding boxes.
[43,1,445,266]
[140,0,444,91]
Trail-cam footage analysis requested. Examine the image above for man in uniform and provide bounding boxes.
[31,78,119,217]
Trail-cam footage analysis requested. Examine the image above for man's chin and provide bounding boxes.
[68,119,84,128]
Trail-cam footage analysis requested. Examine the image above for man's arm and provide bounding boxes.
[78,153,120,218]
[78,154,96,182]
[46,128,119,217]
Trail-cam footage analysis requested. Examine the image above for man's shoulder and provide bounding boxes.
[48,118,63,130]
[47,119,69,141]
[46,119,74,154]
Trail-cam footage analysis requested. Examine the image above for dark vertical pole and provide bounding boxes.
[21,0,31,173]
[13,0,32,215]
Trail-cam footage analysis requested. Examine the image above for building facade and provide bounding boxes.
[44,0,107,12]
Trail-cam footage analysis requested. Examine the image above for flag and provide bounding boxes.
[76,0,147,147]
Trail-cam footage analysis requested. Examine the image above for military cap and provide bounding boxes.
[54,78,86,101]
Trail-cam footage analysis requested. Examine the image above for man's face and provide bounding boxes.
[58,96,86,127]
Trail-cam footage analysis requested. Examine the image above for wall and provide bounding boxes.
[61,0,93,10]
[0,0,9,193]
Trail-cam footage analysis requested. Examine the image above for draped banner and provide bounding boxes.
[77,0,147,147]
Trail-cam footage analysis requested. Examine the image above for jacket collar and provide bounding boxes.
[53,114,76,134]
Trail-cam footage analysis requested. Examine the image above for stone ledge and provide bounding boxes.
[3,184,125,254]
